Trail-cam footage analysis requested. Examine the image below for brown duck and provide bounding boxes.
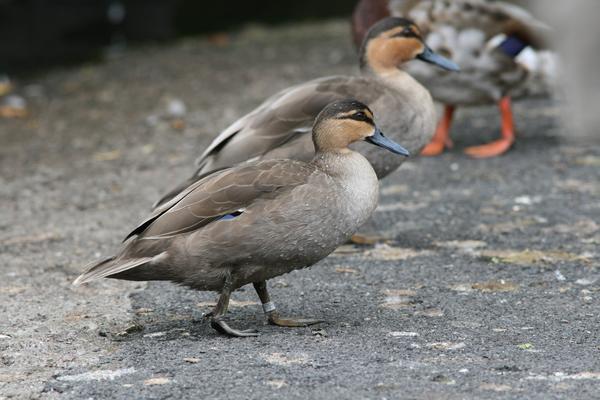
[75,100,409,337]
[154,17,458,207]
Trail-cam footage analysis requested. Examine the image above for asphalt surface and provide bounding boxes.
[1,20,599,400]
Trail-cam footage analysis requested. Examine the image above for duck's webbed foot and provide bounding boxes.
[209,275,259,337]
[464,96,515,158]
[267,312,323,327]
[253,281,324,328]
[210,316,259,337]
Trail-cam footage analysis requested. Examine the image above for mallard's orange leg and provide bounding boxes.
[464,96,515,158]
[421,105,455,156]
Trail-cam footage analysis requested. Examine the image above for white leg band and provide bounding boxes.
[262,301,276,313]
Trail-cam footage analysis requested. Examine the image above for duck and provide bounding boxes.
[74,100,410,337]
[352,0,556,158]
[153,17,459,207]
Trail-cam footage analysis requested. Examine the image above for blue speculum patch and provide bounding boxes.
[499,35,528,58]
[219,211,243,221]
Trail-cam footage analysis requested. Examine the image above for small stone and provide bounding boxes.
[312,328,328,337]
[575,278,596,286]
[431,374,455,385]
[166,98,186,118]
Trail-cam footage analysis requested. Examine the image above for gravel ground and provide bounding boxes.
[1,20,599,400]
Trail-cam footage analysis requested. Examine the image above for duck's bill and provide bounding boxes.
[365,128,410,157]
[417,46,460,72]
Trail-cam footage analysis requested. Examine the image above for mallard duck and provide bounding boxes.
[352,0,556,158]
[75,100,409,337]
[153,17,458,207]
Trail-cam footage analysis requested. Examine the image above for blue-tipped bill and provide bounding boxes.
[365,127,410,157]
[417,46,460,72]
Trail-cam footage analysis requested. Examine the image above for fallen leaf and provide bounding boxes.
[481,249,590,266]
[263,353,308,366]
[436,240,487,251]
[472,280,519,293]
[517,343,533,350]
[527,372,600,382]
[414,308,444,317]
[144,377,170,385]
[389,331,419,337]
[380,289,419,310]
[207,32,230,46]
[350,233,388,245]
[575,156,600,167]
[478,219,539,234]
[0,286,28,295]
[381,184,409,196]
[366,244,432,261]
[556,179,600,195]
[427,342,466,351]
[383,289,417,297]
[94,149,121,161]
[376,201,428,212]
[266,379,287,389]
[332,245,362,256]
[170,119,186,130]
[480,383,512,392]
[335,267,359,274]
[134,308,153,315]
[1,232,61,245]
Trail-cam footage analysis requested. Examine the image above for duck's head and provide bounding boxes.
[360,17,460,73]
[313,99,409,156]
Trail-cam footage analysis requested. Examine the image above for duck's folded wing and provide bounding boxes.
[126,160,313,241]
[194,76,377,174]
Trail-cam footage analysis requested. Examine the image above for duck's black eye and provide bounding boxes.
[347,111,373,124]
[391,27,418,38]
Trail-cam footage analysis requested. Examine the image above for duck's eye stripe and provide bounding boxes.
[392,30,418,38]
[348,113,370,122]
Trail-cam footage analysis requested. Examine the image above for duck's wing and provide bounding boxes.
[127,160,314,241]
[193,75,377,175]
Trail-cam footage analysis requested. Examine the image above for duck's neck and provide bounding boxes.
[361,65,431,102]
[313,150,377,183]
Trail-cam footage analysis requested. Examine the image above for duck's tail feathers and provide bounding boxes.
[73,255,159,286]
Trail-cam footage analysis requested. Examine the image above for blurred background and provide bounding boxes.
[0,0,356,72]
[1,0,597,140]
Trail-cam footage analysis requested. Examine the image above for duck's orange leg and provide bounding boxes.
[421,105,455,156]
[464,96,515,158]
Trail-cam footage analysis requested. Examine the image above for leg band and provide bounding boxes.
[262,301,276,313]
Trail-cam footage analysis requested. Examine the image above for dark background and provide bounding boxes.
[0,0,355,73]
